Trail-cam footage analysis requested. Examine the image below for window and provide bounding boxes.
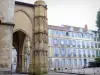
[88,50,90,57]
[96,50,99,57]
[89,41,91,48]
[68,48,71,57]
[73,40,76,46]
[64,39,67,45]
[93,42,95,48]
[78,33,82,38]
[69,27,74,31]
[82,41,85,47]
[92,50,95,57]
[73,48,76,56]
[60,48,66,56]
[55,59,59,67]
[74,33,78,37]
[68,59,71,65]
[53,38,58,45]
[60,39,64,45]
[78,49,81,57]
[67,39,70,45]
[86,41,89,48]
[48,29,51,36]
[79,59,82,65]
[76,40,80,47]
[62,59,66,67]
[54,47,58,57]
[68,32,73,37]
[95,43,98,48]
[79,28,83,32]
[52,30,55,35]
[48,37,51,45]
[74,59,77,65]
[83,50,86,57]
[58,31,61,36]
[69,40,72,45]
[62,31,66,36]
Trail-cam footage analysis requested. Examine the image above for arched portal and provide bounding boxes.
[13,30,30,73]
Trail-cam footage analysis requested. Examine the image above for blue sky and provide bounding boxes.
[16,0,100,30]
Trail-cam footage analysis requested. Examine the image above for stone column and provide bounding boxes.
[33,0,48,75]
[0,0,15,74]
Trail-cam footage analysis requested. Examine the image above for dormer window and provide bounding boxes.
[69,27,73,31]
[79,28,83,32]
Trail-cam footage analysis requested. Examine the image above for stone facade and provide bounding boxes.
[0,0,15,74]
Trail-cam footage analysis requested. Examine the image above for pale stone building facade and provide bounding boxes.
[48,25,100,70]
[0,0,48,75]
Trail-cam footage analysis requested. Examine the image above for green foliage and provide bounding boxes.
[95,57,100,62]
[96,9,100,30]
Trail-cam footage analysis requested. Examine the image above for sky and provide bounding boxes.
[16,0,100,30]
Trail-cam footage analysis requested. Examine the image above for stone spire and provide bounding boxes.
[32,0,48,74]
[34,0,46,6]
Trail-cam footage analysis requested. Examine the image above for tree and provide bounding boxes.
[95,57,100,62]
[96,9,100,30]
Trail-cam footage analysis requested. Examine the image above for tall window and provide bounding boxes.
[60,39,64,45]
[78,33,82,38]
[53,38,58,45]
[88,50,90,57]
[69,40,72,45]
[58,31,61,36]
[92,50,95,57]
[60,48,66,56]
[68,59,71,65]
[82,41,85,47]
[64,39,67,45]
[73,40,76,46]
[68,48,71,57]
[48,29,51,36]
[93,42,95,48]
[96,50,99,57]
[54,47,58,57]
[48,37,51,45]
[67,39,70,45]
[73,48,76,57]
[79,59,82,65]
[74,59,77,66]
[78,49,81,57]
[62,31,66,36]
[55,59,59,67]
[86,41,89,48]
[77,40,80,47]
[83,50,86,57]
[62,59,66,67]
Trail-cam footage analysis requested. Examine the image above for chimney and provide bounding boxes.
[85,24,88,30]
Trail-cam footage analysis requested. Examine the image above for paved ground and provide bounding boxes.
[12,71,77,75]
[43,71,77,75]
[56,67,100,75]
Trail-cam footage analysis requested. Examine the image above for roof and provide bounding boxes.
[15,1,34,7]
